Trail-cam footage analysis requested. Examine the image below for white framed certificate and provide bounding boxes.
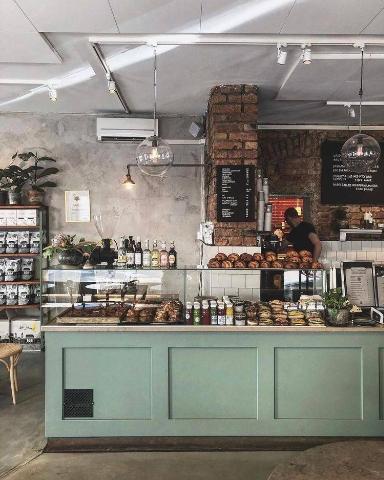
[65,191,91,223]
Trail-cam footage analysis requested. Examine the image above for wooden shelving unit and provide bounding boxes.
[0,205,45,209]
[0,253,39,258]
[0,280,40,285]
[0,304,40,310]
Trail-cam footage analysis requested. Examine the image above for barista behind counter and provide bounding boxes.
[284,207,322,262]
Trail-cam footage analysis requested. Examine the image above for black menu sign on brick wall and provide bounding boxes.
[217,165,255,222]
[321,140,384,204]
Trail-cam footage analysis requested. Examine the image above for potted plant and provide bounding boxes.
[322,288,351,326]
[43,234,96,268]
[0,168,12,204]
[12,151,58,205]
[4,165,29,205]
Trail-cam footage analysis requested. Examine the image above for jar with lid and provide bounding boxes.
[225,302,234,325]
[210,300,218,325]
[193,302,201,325]
[235,312,247,326]
[202,302,210,325]
[185,302,193,325]
[217,302,226,325]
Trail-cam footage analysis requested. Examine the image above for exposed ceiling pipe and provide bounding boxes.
[258,124,384,130]
[89,33,384,46]
[327,101,384,106]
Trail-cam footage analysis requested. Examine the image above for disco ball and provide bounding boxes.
[341,133,381,173]
[136,136,173,177]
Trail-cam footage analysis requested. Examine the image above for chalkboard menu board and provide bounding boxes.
[321,140,384,204]
[217,166,255,222]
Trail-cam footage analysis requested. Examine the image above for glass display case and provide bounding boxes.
[41,266,326,326]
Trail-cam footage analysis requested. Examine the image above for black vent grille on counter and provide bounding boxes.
[63,389,94,418]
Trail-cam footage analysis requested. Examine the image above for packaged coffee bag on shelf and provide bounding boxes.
[18,284,30,305]
[0,232,6,253]
[6,284,18,305]
[30,231,40,254]
[0,259,6,281]
[6,232,18,253]
[21,258,34,281]
[5,258,20,281]
[0,285,7,305]
[18,231,30,253]
[31,284,40,304]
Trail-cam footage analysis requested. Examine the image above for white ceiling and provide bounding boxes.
[1,0,384,123]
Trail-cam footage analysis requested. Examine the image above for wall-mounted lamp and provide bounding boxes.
[122,165,135,188]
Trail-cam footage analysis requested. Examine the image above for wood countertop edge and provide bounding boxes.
[42,324,384,333]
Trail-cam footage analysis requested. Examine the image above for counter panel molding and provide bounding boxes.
[64,347,152,420]
[168,347,258,419]
[44,330,384,438]
[274,347,362,420]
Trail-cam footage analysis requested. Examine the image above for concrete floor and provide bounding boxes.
[2,451,296,480]
[0,351,45,477]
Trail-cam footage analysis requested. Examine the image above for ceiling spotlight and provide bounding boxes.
[108,79,116,94]
[48,86,57,102]
[277,44,287,65]
[301,46,312,65]
[346,105,356,118]
[122,165,135,189]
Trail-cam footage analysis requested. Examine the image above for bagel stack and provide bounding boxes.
[269,299,289,325]
[258,302,273,326]
[287,309,306,326]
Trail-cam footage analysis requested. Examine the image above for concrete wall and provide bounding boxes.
[0,113,203,265]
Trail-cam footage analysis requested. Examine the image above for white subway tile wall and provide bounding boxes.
[204,241,384,301]
[231,275,246,288]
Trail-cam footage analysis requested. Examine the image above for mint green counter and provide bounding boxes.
[43,325,384,438]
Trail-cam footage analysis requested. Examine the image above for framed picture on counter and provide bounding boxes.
[65,190,91,223]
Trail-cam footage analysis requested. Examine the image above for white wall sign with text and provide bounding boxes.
[65,191,91,223]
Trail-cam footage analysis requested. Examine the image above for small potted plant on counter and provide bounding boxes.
[322,288,351,326]
[43,234,96,268]
[12,151,58,205]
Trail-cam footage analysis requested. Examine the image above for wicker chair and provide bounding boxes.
[0,344,22,404]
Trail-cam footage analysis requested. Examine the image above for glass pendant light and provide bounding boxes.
[136,45,173,177]
[341,49,381,173]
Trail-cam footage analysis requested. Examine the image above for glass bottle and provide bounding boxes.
[126,237,135,268]
[151,240,160,268]
[117,236,126,268]
[168,241,177,269]
[134,236,142,268]
[160,241,169,268]
[142,239,151,268]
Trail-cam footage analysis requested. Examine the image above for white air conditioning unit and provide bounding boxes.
[96,117,158,142]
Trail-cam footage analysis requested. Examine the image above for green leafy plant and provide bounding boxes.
[2,165,29,192]
[43,233,96,259]
[12,151,58,193]
[322,288,350,310]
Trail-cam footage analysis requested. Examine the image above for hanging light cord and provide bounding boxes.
[359,49,364,134]
[153,44,157,139]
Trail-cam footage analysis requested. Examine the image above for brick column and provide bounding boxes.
[206,85,259,246]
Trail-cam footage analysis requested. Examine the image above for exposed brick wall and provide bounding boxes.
[206,85,258,246]
[260,129,384,239]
